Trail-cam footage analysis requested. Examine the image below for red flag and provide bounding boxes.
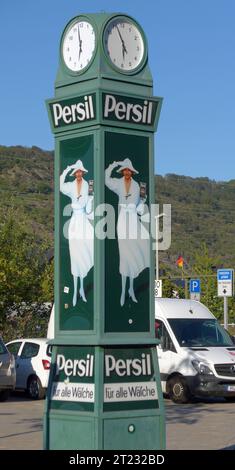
[176,256,184,268]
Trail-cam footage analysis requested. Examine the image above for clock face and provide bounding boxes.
[62,20,96,72]
[103,17,145,72]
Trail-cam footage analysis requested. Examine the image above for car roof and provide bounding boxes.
[6,338,48,345]
[155,298,215,320]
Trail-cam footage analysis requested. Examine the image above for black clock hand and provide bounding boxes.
[77,25,82,60]
[122,41,128,60]
[116,25,128,59]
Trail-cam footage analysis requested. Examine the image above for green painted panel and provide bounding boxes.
[48,345,95,412]
[48,93,96,132]
[102,91,159,127]
[104,131,150,333]
[103,347,159,412]
[103,416,160,450]
[59,135,94,331]
[49,415,95,450]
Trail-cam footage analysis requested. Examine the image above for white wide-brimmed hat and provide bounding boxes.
[71,159,88,175]
[116,158,139,174]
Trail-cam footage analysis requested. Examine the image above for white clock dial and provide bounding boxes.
[103,18,145,72]
[62,20,96,72]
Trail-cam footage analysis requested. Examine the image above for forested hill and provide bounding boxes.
[0,145,234,274]
[156,174,235,275]
[0,145,54,241]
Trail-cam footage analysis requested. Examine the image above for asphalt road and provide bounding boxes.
[0,394,235,450]
[166,397,235,450]
[0,394,43,450]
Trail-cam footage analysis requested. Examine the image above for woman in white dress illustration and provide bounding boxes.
[105,158,150,306]
[60,159,94,306]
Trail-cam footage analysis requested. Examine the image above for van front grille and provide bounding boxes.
[214,364,235,377]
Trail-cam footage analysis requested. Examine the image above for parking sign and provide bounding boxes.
[217,269,233,297]
[189,279,201,301]
[189,279,201,293]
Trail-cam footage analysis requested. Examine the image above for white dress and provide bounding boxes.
[60,170,94,278]
[105,164,150,278]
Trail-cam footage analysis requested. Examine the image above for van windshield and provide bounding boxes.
[168,318,233,347]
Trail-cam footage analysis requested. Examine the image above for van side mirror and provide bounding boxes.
[230,334,235,345]
[161,336,167,351]
[161,334,176,353]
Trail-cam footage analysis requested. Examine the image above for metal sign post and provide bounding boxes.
[223,296,228,331]
[217,269,234,331]
[43,12,165,450]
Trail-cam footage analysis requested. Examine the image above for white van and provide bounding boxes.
[155,298,235,403]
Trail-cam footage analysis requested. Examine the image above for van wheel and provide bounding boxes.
[0,390,10,402]
[168,376,191,404]
[27,376,45,400]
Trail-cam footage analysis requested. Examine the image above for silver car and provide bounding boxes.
[0,336,16,401]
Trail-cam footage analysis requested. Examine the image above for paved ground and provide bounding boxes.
[166,397,235,450]
[0,394,235,450]
[0,394,43,450]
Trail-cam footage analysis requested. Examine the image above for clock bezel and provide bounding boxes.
[60,15,97,75]
[102,14,148,75]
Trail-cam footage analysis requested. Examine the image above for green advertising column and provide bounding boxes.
[44,12,165,450]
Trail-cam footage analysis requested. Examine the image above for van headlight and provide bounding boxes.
[192,360,213,375]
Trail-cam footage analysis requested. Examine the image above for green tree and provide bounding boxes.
[40,258,54,303]
[162,278,175,298]
[0,207,51,338]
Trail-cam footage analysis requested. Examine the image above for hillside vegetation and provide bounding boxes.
[1,144,234,273]
[156,173,235,275]
[1,144,235,334]
[0,145,54,241]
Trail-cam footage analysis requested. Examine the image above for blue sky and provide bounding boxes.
[0,0,235,181]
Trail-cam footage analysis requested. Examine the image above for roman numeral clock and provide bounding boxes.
[44,12,165,450]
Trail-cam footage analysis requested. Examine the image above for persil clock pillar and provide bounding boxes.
[44,13,165,450]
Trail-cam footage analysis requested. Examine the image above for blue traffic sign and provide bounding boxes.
[217,269,233,281]
[189,279,201,293]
